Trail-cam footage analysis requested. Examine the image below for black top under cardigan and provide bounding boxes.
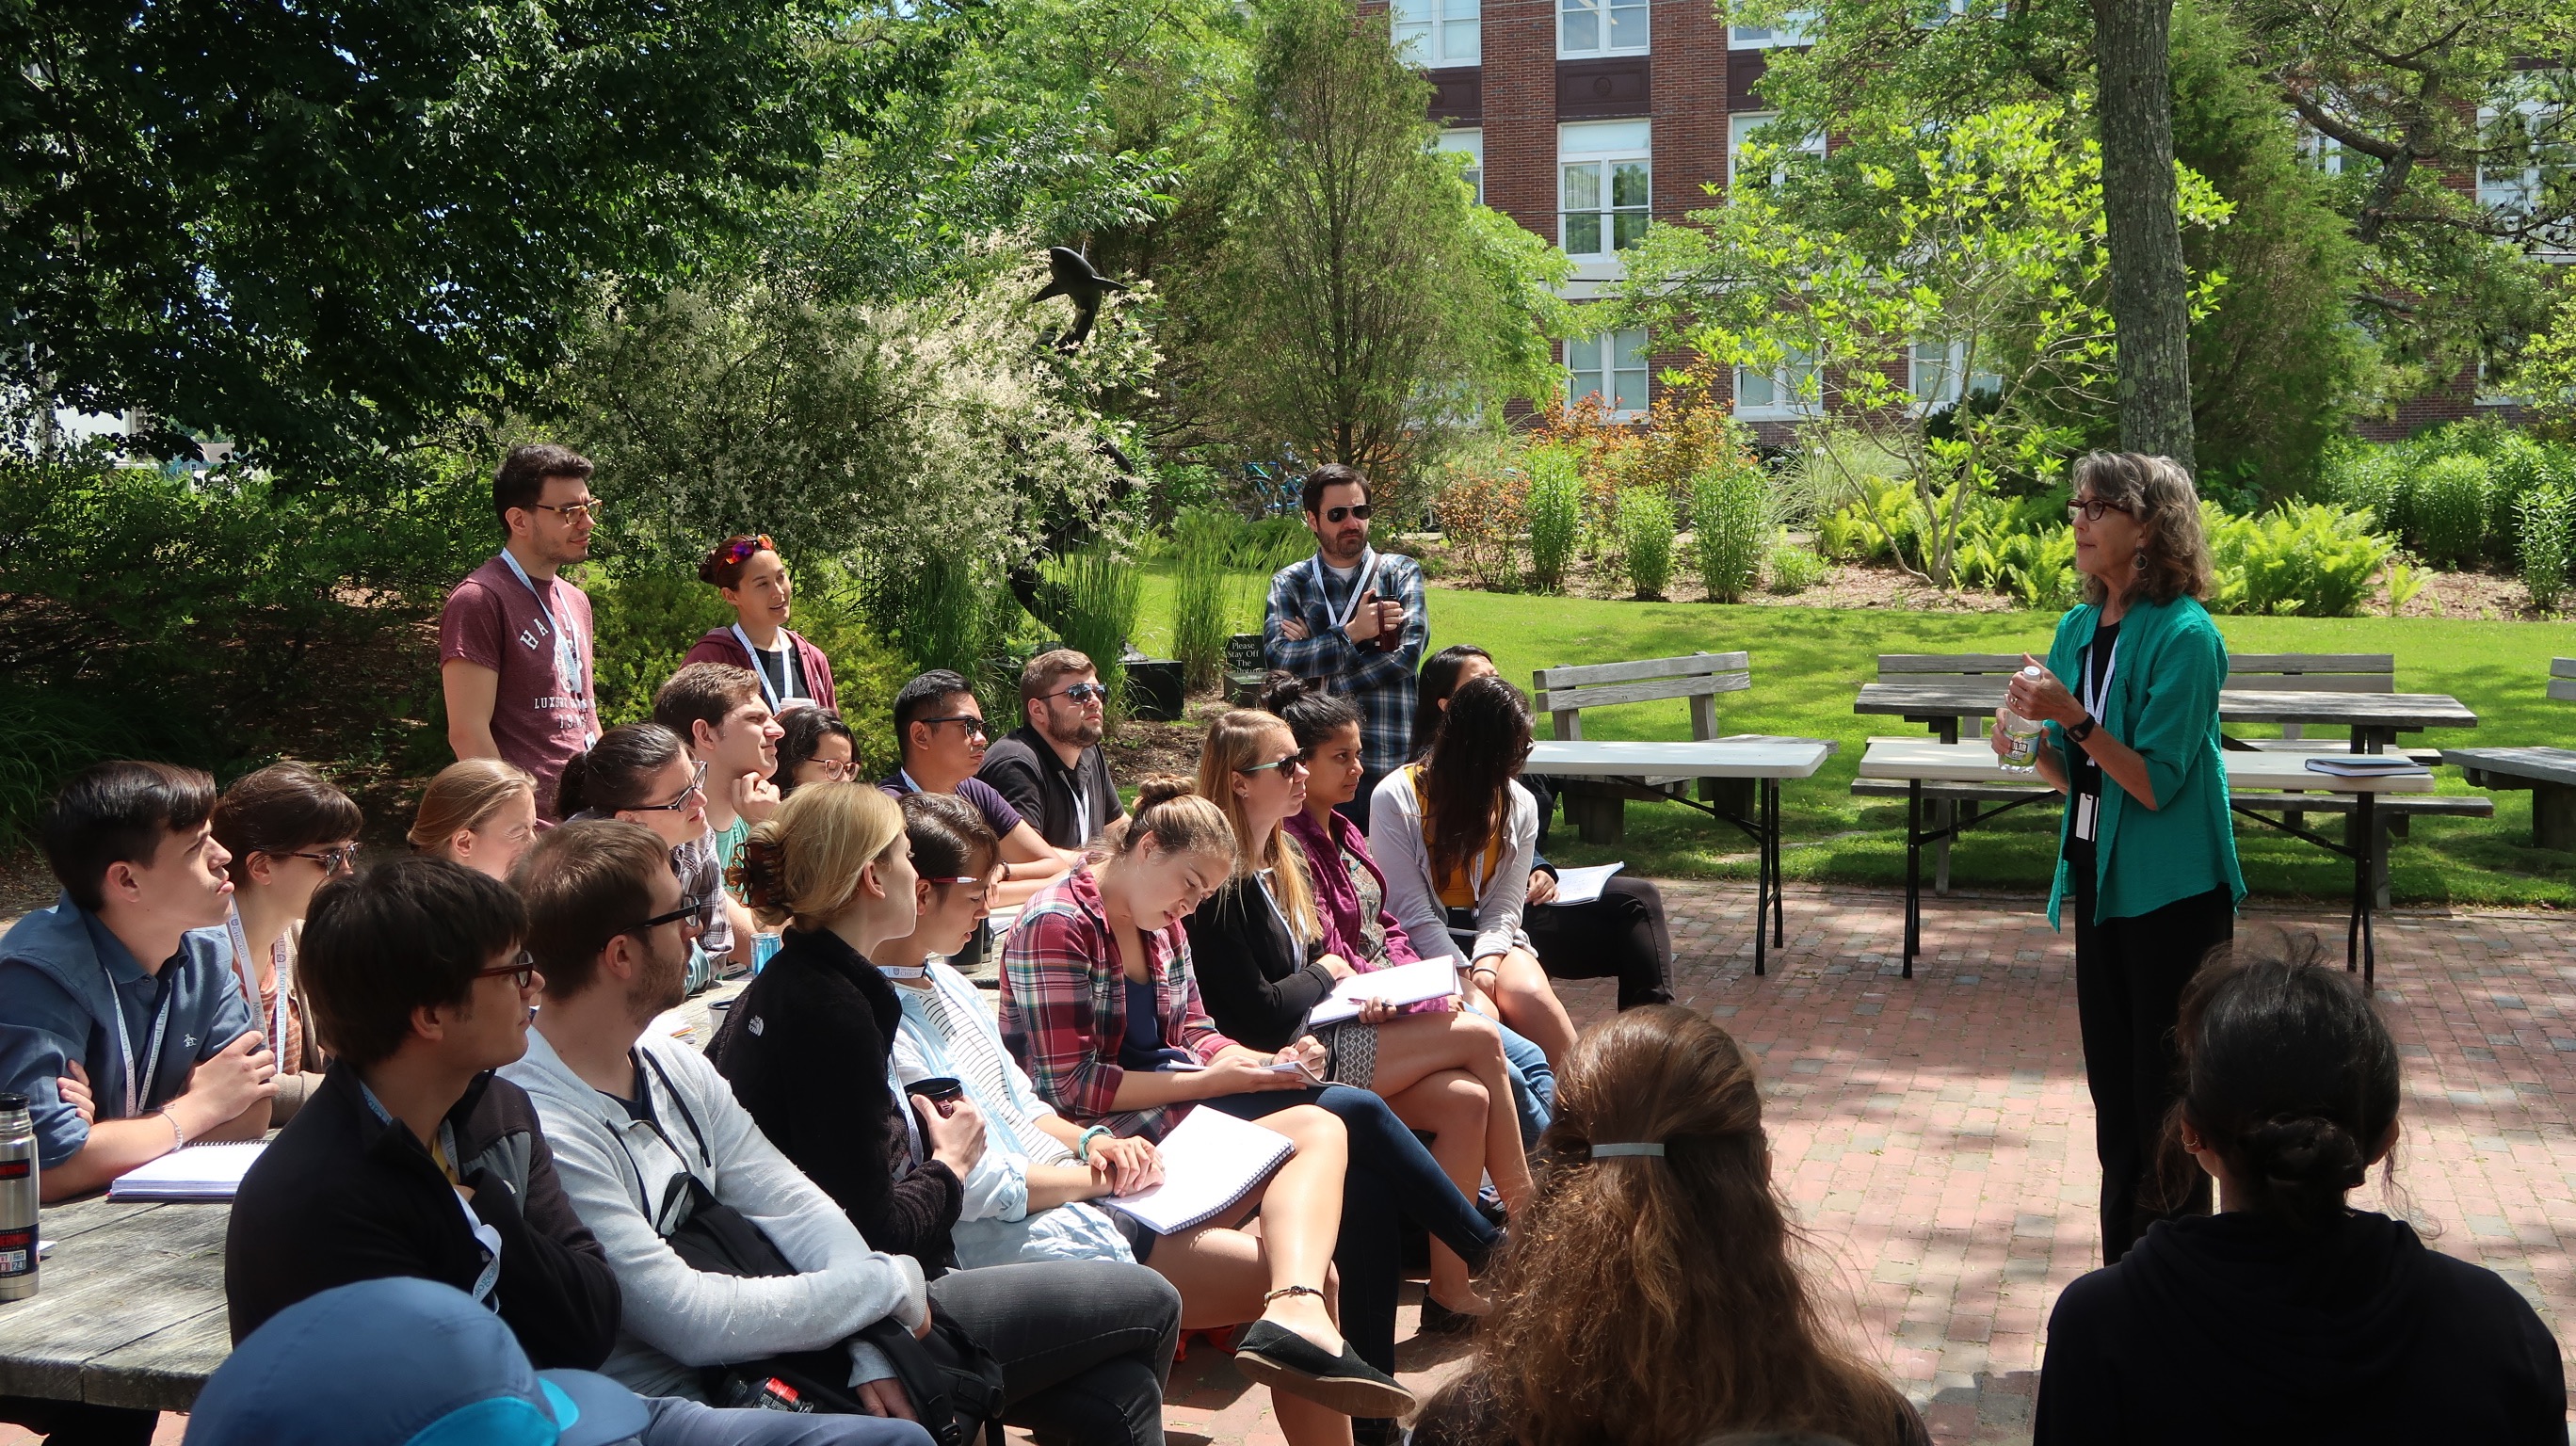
[705,926,963,1274]
[1187,867,1337,1052]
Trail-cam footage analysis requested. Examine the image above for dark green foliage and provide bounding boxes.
[2518,485,2575,611]
[2411,455,2493,565]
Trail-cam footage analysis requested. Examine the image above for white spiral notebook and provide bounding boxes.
[1105,1107,1296,1234]
[107,1141,267,1200]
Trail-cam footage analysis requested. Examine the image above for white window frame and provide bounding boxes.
[1733,345,1819,421]
[1559,120,1652,260]
[1437,128,1485,206]
[1567,328,1652,420]
[2478,82,2572,260]
[1908,339,2002,411]
[1729,7,1816,47]
[1558,0,1649,59]
[1727,112,1826,188]
[1393,0,1480,68]
[2294,124,2345,176]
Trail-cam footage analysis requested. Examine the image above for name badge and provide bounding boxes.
[2074,794,2099,843]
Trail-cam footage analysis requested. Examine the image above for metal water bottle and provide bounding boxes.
[0,1093,39,1301]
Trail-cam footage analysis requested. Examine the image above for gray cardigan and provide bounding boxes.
[1366,768,1538,968]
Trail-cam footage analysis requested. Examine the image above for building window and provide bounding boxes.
[1560,0,1648,58]
[1908,340,2002,410]
[1734,345,1818,419]
[1438,128,1485,205]
[1393,0,1480,67]
[1568,329,1651,416]
[2295,124,2344,176]
[1561,120,1651,257]
[1728,7,1815,46]
[1727,112,1826,188]
[2478,88,2571,258]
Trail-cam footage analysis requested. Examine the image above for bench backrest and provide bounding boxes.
[2223,653,2395,694]
[1532,651,1751,742]
[1876,653,2023,732]
[2554,658,2575,705]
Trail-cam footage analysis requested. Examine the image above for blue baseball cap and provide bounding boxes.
[187,1277,651,1446]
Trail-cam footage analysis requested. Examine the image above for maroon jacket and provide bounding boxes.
[681,626,837,714]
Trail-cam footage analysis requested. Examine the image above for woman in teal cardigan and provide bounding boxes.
[1996,452,2246,1264]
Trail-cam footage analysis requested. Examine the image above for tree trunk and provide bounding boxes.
[2090,0,2198,473]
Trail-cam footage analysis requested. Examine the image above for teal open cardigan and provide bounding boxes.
[2042,593,2246,929]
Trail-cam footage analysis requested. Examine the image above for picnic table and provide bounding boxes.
[0,1194,232,1411]
[1526,735,1835,976]
[1853,683,2478,754]
[1855,737,2467,988]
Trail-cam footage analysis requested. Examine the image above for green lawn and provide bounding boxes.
[1131,574,2576,908]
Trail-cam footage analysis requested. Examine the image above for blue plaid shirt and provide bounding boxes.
[1264,549,1428,776]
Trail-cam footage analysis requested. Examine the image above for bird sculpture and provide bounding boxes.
[1032,246,1128,353]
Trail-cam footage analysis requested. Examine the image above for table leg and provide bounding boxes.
[1905,779,1922,979]
[1768,778,1787,950]
[2359,790,2377,990]
[1753,777,1771,978]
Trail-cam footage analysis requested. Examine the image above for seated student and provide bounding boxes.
[210,761,362,1124]
[410,757,540,880]
[883,792,1364,1446]
[683,534,837,715]
[1411,1007,1929,1446]
[1372,675,1577,1068]
[773,708,860,798]
[0,762,278,1445]
[1184,706,1533,1326]
[975,649,1127,852]
[706,783,1188,1445]
[1268,673,1554,1147]
[880,669,1071,910]
[1002,779,1505,1425]
[1414,646,1672,1011]
[2034,935,2566,1445]
[558,723,733,989]
[229,854,903,1446]
[652,662,786,883]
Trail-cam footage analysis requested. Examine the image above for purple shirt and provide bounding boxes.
[440,555,600,819]
[1281,808,1422,970]
[878,773,1025,841]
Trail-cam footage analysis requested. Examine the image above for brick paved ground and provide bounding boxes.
[18,881,2568,1446]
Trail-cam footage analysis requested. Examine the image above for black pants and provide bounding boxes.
[1207,1084,1500,1374]
[927,1259,1180,1446]
[0,1400,156,1446]
[2072,870,2230,1263]
[1523,876,1673,1009]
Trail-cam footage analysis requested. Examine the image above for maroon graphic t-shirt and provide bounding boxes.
[439,555,602,818]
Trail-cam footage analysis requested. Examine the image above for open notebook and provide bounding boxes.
[1304,956,1463,1028]
[1105,1107,1296,1234]
[108,1142,267,1201]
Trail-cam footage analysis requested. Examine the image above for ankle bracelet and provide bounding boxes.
[1263,1285,1326,1304]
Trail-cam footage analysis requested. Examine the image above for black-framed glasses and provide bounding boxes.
[1238,755,1307,779]
[629,896,709,937]
[2068,497,2134,523]
[1043,682,1109,705]
[476,952,541,990]
[630,761,709,813]
[286,844,361,875]
[530,499,604,523]
[1324,504,1372,523]
[919,715,990,741]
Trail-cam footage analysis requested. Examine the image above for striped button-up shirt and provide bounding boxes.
[1263,549,1428,777]
[997,869,1240,1142]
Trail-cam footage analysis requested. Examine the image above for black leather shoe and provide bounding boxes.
[1232,1322,1417,1419]
[1417,1296,1482,1336]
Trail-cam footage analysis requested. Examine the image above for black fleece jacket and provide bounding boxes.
[1188,872,1335,1052]
[225,1063,620,1369]
[704,925,962,1273]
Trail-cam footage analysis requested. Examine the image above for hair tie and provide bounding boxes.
[1590,1142,1665,1159]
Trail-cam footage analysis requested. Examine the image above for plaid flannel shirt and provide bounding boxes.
[997,869,1240,1142]
[1264,549,1428,777]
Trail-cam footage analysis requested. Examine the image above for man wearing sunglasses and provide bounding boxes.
[441,444,605,821]
[1264,463,1429,826]
[881,671,1071,915]
[975,650,1128,855]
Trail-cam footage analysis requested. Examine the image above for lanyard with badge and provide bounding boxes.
[1065,766,1093,847]
[222,906,293,1070]
[729,623,803,712]
[2071,628,2121,844]
[109,972,176,1121]
[1311,548,1381,634]
[497,550,595,743]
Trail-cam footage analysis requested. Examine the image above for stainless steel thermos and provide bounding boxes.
[0,1092,38,1301]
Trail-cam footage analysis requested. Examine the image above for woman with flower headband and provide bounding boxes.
[683,534,836,715]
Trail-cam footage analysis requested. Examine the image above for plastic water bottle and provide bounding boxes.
[1996,666,2048,773]
[0,1092,38,1301]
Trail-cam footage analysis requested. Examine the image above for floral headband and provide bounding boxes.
[721,534,776,566]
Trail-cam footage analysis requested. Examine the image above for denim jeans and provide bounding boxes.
[1495,1023,1555,1147]
[928,1259,1181,1446]
[1206,1084,1500,1376]
[637,1396,934,1445]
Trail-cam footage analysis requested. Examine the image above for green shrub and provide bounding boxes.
[1765,543,1827,594]
[1615,490,1677,599]
[2485,435,2557,551]
[1524,446,1584,593]
[2519,484,2575,612]
[1689,460,1772,603]
[1048,545,1147,710]
[1997,529,2079,611]
[2410,455,2491,565]
[1811,474,1917,562]
[1169,508,1243,691]
[2323,440,2407,533]
[2204,501,2391,616]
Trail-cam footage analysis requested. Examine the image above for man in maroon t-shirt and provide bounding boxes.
[439,444,604,820]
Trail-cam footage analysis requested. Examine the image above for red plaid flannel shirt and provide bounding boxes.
[998,869,1240,1142]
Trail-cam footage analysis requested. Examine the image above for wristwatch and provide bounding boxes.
[2067,714,2098,745]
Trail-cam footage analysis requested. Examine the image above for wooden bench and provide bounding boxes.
[1872,655,2054,892]
[2441,658,2576,853]
[1531,651,1753,846]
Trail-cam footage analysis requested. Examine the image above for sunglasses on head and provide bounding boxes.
[1324,504,1372,523]
[720,534,776,565]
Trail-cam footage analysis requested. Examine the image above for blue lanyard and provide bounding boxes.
[497,551,588,708]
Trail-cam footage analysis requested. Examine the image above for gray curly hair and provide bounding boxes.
[2072,452,2214,607]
